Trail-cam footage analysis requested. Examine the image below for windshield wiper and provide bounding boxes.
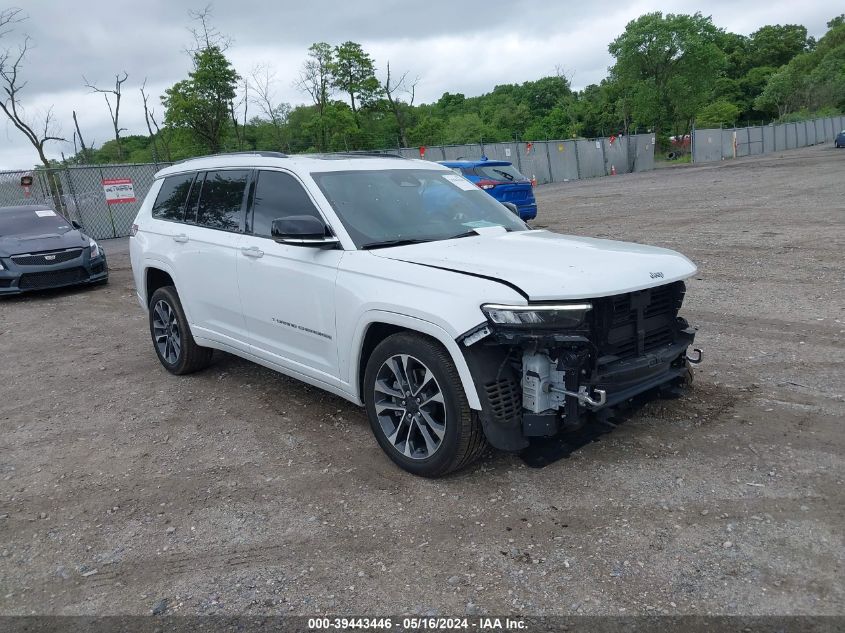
[360,238,434,250]
[445,230,481,240]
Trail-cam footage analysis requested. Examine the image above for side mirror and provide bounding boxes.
[71,220,82,230]
[502,202,519,216]
[271,215,339,248]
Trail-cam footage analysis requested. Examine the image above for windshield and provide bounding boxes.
[475,164,527,182]
[0,208,72,237]
[311,169,527,248]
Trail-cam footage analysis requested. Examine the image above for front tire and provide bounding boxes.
[148,286,213,375]
[363,332,487,477]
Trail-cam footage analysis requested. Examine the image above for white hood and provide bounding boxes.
[371,229,697,301]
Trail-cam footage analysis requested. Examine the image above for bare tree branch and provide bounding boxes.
[0,36,66,166]
[139,77,163,162]
[83,70,128,159]
[187,4,230,54]
[250,64,290,151]
[383,61,419,147]
[72,110,89,160]
[0,6,24,39]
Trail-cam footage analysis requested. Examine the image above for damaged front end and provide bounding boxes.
[460,281,701,451]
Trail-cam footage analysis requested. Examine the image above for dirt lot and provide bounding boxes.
[1,144,843,618]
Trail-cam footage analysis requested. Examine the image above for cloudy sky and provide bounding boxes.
[0,0,836,169]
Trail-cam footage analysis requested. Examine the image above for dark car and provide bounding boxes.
[439,159,538,220]
[836,130,845,148]
[0,205,108,295]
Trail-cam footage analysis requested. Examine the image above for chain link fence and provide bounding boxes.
[692,115,845,163]
[0,163,170,240]
[2,132,656,239]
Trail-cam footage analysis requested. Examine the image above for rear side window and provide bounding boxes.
[195,170,249,231]
[475,164,525,182]
[250,170,322,238]
[152,174,195,221]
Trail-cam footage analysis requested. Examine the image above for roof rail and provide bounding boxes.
[174,151,289,164]
[336,151,407,159]
[215,151,289,158]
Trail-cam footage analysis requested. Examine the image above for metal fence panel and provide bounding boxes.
[785,123,797,149]
[575,139,606,178]
[762,125,775,152]
[774,124,787,151]
[693,128,723,162]
[632,134,655,172]
[796,122,807,147]
[516,142,552,184]
[735,127,750,157]
[603,137,628,174]
[693,114,843,163]
[814,119,824,143]
[547,140,580,181]
[747,126,763,155]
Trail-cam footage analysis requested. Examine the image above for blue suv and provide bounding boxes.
[439,159,537,220]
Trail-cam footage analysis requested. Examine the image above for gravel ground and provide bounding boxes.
[0,144,843,617]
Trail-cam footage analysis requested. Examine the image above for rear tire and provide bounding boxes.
[148,286,213,375]
[363,332,487,477]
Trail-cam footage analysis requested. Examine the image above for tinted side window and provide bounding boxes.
[196,170,249,231]
[251,171,321,238]
[152,174,195,221]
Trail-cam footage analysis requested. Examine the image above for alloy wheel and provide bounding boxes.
[152,299,181,364]
[373,354,447,460]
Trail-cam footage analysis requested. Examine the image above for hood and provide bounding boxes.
[371,229,697,301]
[0,230,88,257]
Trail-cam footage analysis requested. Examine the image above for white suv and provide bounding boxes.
[130,152,700,477]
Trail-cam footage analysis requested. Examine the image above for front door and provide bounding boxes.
[236,169,343,383]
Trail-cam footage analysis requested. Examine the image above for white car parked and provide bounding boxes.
[130,152,700,477]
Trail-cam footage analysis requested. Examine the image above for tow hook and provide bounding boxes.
[549,385,608,408]
[686,348,703,365]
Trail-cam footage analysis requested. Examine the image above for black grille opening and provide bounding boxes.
[18,267,87,290]
[92,263,105,274]
[11,248,83,266]
[0,279,13,289]
[595,282,685,361]
[485,378,522,422]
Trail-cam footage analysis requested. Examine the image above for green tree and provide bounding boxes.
[747,24,810,69]
[161,46,239,153]
[331,42,380,126]
[609,12,726,140]
[296,42,334,150]
[754,20,845,117]
[696,100,740,127]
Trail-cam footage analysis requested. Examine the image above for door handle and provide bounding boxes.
[241,246,264,258]
[172,233,189,243]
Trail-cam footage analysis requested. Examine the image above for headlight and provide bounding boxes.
[0,261,4,270]
[89,239,100,259]
[481,302,592,329]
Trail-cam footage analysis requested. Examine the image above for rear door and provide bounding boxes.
[172,169,250,350]
[236,169,343,383]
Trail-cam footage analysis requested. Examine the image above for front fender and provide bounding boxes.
[348,310,483,410]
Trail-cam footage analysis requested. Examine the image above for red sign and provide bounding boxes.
[102,178,136,204]
[419,146,426,158]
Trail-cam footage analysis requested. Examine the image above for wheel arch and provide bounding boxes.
[145,265,176,307]
[351,312,482,411]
